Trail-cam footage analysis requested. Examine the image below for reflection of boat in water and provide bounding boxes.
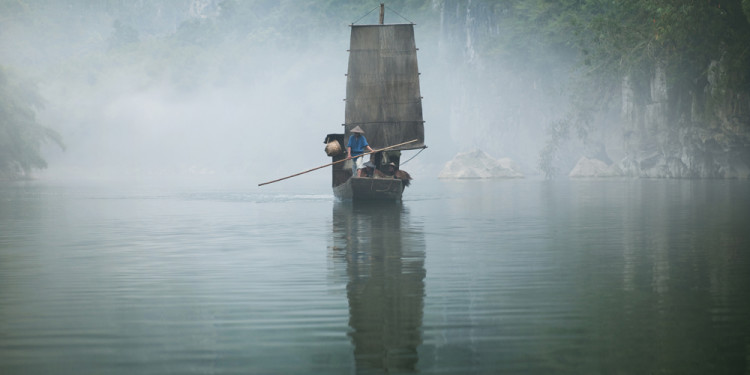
[330,201,426,372]
[324,5,426,201]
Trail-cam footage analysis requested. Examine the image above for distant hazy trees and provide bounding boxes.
[483,0,749,99]
[0,68,64,179]
[509,0,750,176]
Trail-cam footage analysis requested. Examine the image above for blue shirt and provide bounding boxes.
[347,134,369,157]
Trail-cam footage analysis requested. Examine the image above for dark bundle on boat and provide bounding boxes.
[372,164,412,188]
[395,170,412,187]
[373,169,389,178]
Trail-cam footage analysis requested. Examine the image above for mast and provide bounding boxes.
[379,3,384,25]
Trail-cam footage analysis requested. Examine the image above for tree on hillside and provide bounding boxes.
[0,67,64,179]
[528,0,750,177]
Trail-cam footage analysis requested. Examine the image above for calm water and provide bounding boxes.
[1,178,749,374]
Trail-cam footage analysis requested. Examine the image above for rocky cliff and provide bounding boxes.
[620,60,750,178]
[433,1,750,179]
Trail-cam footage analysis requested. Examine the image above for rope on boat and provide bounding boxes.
[351,5,379,25]
[400,147,426,166]
[371,179,396,193]
[385,5,416,24]
[351,4,416,25]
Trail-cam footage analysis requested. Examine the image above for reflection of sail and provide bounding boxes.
[330,202,426,373]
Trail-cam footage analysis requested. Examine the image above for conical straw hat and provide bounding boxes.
[351,126,365,134]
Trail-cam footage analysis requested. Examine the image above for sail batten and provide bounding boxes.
[344,23,424,151]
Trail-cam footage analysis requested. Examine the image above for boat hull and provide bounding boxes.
[333,177,403,201]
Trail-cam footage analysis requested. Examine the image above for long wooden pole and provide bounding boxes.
[258,139,418,187]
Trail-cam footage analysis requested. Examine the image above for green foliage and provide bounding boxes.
[513,0,750,177]
[0,67,64,179]
[492,0,747,96]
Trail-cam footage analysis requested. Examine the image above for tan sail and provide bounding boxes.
[343,24,425,151]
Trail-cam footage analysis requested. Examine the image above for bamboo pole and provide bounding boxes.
[258,139,419,187]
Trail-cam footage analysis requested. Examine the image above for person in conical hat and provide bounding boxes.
[347,126,374,177]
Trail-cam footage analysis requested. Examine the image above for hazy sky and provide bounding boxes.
[2,1,566,186]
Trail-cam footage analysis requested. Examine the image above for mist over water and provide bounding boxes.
[34,45,349,185]
[1,1,544,185]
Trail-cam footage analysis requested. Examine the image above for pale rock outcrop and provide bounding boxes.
[569,157,623,178]
[438,149,523,179]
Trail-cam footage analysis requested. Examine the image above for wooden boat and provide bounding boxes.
[333,176,404,201]
[324,5,426,201]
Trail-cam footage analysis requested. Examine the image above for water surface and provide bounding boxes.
[1,179,748,374]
